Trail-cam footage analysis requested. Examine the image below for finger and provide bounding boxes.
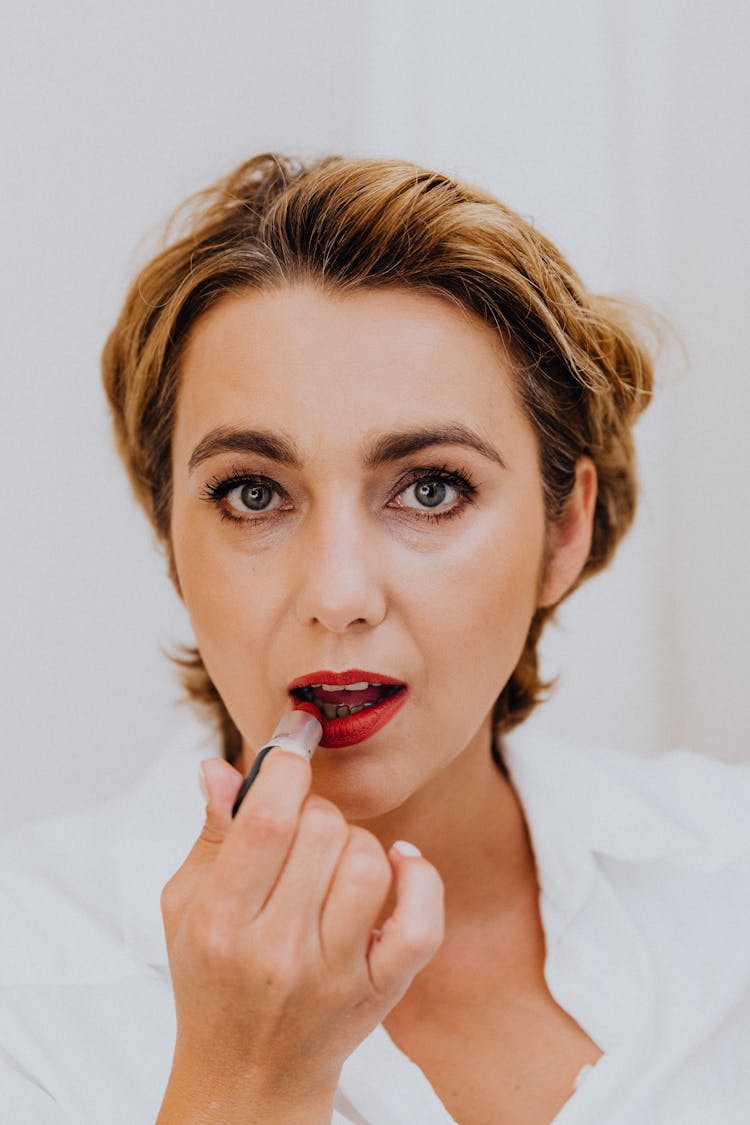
[203,757,245,823]
[161,757,244,927]
[320,827,392,969]
[265,795,349,939]
[211,747,313,915]
[184,758,245,866]
[367,844,444,1000]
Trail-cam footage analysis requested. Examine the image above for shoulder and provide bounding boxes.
[504,723,750,871]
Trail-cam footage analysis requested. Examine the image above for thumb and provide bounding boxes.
[161,758,244,930]
[195,757,244,851]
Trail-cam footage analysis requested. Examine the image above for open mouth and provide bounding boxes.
[290,680,404,720]
[288,670,408,748]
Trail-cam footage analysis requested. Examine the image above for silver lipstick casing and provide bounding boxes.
[259,709,323,762]
[231,710,323,817]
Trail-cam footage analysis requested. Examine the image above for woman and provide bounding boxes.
[2,154,749,1124]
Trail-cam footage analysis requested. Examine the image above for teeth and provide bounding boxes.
[293,681,404,714]
[320,701,377,720]
[320,681,371,692]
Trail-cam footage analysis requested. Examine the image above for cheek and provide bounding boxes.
[175,539,291,750]
[171,517,278,677]
[397,507,546,700]
[424,509,543,624]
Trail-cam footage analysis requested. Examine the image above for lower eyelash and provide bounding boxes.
[216,506,255,525]
[416,503,471,525]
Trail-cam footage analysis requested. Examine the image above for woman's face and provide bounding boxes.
[170,284,585,819]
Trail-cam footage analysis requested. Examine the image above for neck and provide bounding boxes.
[355,717,538,929]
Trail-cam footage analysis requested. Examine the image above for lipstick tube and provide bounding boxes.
[231,711,323,817]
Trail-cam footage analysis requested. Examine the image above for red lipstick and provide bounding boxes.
[288,669,408,749]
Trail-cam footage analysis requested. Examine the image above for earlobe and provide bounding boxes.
[537,457,598,609]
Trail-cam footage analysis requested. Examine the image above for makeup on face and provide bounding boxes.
[172,285,551,819]
[289,669,409,749]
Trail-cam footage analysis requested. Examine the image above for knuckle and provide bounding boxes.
[401,921,441,961]
[303,794,340,817]
[187,909,241,971]
[301,796,346,842]
[160,875,183,921]
[345,829,390,884]
[197,922,233,966]
[248,801,296,846]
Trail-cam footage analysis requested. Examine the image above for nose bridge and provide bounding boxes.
[294,493,386,633]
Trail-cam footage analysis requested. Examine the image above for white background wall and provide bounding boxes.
[1,0,748,830]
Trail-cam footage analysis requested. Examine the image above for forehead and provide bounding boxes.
[175,284,530,457]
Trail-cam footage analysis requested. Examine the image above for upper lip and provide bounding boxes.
[288,669,406,691]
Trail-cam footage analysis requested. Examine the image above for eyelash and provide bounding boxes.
[199,464,478,527]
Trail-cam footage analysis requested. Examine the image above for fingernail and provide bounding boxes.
[198,761,209,801]
[392,840,421,858]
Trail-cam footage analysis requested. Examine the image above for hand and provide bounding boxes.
[157,748,444,1124]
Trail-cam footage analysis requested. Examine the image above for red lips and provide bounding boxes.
[288,669,408,749]
[288,669,405,690]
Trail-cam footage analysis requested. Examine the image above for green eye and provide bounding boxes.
[390,466,477,523]
[413,480,448,508]
[239,483,275,511]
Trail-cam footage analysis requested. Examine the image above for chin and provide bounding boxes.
[310,757,413,823]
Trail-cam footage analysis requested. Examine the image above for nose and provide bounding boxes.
[293,505,387,633]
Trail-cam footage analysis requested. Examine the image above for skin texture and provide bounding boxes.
[161,284,599,1123]
[170,285,592,819]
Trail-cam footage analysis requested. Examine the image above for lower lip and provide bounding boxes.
[292,688,408,749]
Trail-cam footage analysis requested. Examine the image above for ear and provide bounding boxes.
[537,457,597,609]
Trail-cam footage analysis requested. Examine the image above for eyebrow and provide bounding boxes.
[187,422,506,473]
[362,424,506,469]
[188,427,303,473]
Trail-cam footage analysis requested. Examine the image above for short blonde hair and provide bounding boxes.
[102,153,655,762]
